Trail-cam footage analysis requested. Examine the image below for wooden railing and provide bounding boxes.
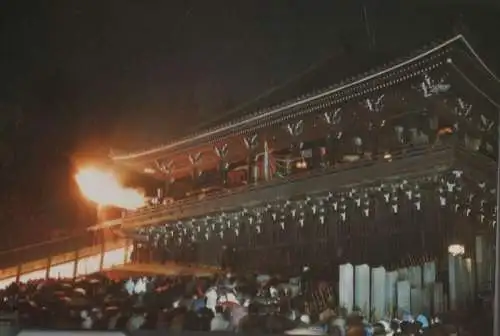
[0,231,96,269]
[122,144,454,223]
[455,147,496,181]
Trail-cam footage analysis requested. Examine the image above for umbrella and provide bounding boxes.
[416,314,429,328]
[103,295,115,303]
[257,275,271,283]
[285,326,326,335]
[67,296,89,307]
[218,300,240,308]
[402,311,414,322]
[74,288,86,295]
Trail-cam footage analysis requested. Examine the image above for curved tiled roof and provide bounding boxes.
[110,34,498,162]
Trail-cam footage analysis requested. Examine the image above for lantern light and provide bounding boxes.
[448,244,465,256]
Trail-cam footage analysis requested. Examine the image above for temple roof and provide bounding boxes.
[110,34,499,164]
[191,50,394,132]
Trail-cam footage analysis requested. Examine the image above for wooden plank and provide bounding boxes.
[78,245,101,258]
[20,258,49,274]
[50,251,77,266]
[0,266,18,280]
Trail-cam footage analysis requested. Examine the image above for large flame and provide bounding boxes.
[75,167,145,210]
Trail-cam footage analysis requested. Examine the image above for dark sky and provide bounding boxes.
[0,1,499,247]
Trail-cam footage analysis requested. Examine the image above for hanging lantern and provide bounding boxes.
[319,215,325,224]
[299,212,305,227]
[414,192,421,211]
[353,137,363,152]
[391,195,399,214]
[465,207,471,216]
[340,212,346,222]
[394,126,405,144]
[452,170,463,179]
[362,198,370,217]
[446,180,456,193]
[319,207,326,224]
[405,189,413,200]
[448,244,465,257]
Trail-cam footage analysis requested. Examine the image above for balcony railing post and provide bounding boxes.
[15,265,20,283]
[73,248,79,279]
[45,256,52,279]
[99,230,105,272]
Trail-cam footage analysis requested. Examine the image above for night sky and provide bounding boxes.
[0,1,499,248]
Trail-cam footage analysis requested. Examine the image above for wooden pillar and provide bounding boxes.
[124,239,130,264]
[73,248,79,279]
[45,256,52,279]
[15,265,20,283]
[99,230,105,271]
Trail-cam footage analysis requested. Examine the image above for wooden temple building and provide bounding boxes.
[104,35,500,316]
[0,34,496,318]
[109,33,496,269]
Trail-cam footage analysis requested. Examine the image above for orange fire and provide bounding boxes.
[75,167,145,210]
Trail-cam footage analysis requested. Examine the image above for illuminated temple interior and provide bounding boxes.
[0,240,133,289]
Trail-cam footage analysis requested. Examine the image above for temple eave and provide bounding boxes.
[111,36,476,165]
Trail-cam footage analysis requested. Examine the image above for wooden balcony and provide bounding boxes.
[119,144,490,231]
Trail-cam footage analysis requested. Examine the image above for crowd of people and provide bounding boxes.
[0,270,491,335]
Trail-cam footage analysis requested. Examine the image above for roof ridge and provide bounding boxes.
[111,34,469,162]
